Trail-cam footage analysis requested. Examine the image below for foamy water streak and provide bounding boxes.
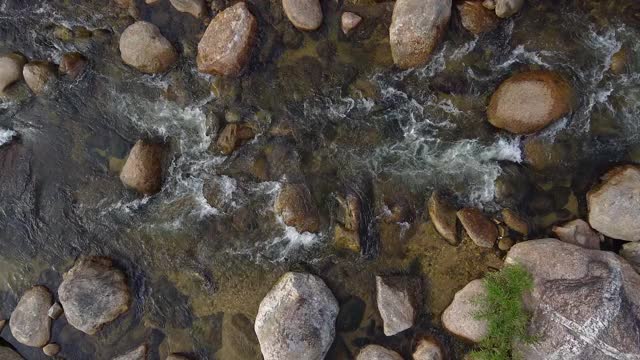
[0,128,16,146]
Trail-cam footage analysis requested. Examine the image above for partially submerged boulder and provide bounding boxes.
[457,208,497,248]
[255,272,338,360]
[442,279,488,342]
[0,53,26,93]
[428,191,458,245]
[58,257,131,335]
[376,276,417,336]
[506,239,640,359]
[112,344,147,360]
[23,61,56,95]
[274,183,321,233]
[59,52,88,80]
[197,2,257,76]
[170,0,206,18]
[587,165,640,241]
[120,140,166,195]
[501,208,529,235]
[282,0,323,31]
[552,219,602,249]
[10,286,52,347]
[216,123,255,155]
[389,0,452,69]
[119,21,177,74]
[457,0,500,34]
[487,70,574,134]
[356,345,403,360]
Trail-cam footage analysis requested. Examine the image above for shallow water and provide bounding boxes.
[0,0,639,359]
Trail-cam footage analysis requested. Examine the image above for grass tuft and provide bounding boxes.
[470,264,535,360]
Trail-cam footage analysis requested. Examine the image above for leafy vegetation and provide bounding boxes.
[470,264,535,360]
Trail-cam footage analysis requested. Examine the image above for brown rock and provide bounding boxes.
[487,70,574,134]
[0,319,5,332]
[43,343,60,357]
[611,47,629,75]
[59,52,88,79]
[120,140,166,195]
[389,0,452,69]
[457,208,497,248]
[442,279,488,342]
[10,286,52,347]
[197,2,257,76]
[23,61,56,95]
[216,123,255,155]
[170,0,206,18]
[336,192,361,232]
[552,219,602,249]
[119,21,177,74]
[282,0,323,31]
[587,165,640,241]
[341,12,362,35]
[0,53,26,93]
[457,1,500,34]
[274,183,321,233]
[428,191,458,245]
[501,208,529,235]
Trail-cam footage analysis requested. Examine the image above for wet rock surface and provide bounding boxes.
[506,239,640,360]
[23,61,55,95]
[0,53,26,93]
[552,219,602,249]
[120,140,166,195]
[10,286,52,347]
[59,52,88,79]
[274,183,320,233]
[356,344,403,360]
[119,21,177,74]
[197,2,257,76]
[282,0,323,31]
[255,272,338,360]
[457,208,498,248]
[389,0,452,69]
[375,275,418,336]
[58,257,131,335]
[588,165,640,241]
[458,0,500,34]
[112,344,147,360]
[442,279,488,342]
[488,70,574,134]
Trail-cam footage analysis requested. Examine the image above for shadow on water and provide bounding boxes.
[0,0,639,358]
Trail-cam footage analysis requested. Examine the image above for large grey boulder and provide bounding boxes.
[282,0,323,31]
[588,165,640,241]
[457,208,497,248]
[0,53,26,93]
[23,61,55,95]
[375,275,417,336]
[58,257,131,335]
[10,286,52,347]
[119,21,177,74]
[441,279,488,342]
[197,2,257,76]
[356,345,403,360]
[506,239,640,359]
[255,272,339,360]
[389,0,452,69]
[620,242,640,273]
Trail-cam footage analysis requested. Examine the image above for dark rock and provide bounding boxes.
[413,338,443,360]
[457,1,500,34]
[457,208,498,248]
[255,272,338,360]
[0,347,23,360]
[216,123,255,155]
[59,52,88,80]
[23,61,56,95]
[497,237,515,251]
[501,208,529,235]
[274,183,320,233]
[120,140,166,195]
[10,286,52,347]
[58,257,130,335]
[336,296,365,332]
[333,225,361,253]
[119,21,177,74]
[0,53,26,93]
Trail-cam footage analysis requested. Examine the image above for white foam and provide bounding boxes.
[0,128,16,146]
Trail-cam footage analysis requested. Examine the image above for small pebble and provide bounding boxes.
[48,302,64,319]
[43,343,60,357]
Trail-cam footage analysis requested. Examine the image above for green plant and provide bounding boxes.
[470,264,535,360]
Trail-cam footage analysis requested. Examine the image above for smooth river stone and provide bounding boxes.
[457,208,498,248]
[23,61,55,95]
[274,183,321,233]
[282,0,323,31]
[10,286,52,347]
[120,140,166,195]
[197,2,257,76]
[0,53,26,93]
[413,338,444,360]
[356,345,403,360]
[58,257,130,335]
[119,21,177,74]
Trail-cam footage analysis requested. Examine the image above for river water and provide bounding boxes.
[0,0,639,359]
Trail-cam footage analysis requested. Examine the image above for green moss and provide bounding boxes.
[471,264,535,360]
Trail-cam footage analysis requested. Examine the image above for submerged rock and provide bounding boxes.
[376,276,417,336]
[119,21,177,74]
[58,257,130,335]
[10,286,52,347]
[487,70,574,134]
[23,61,55,95]
[170,0,206,18]
[620,242,640,273]
[112,344,147,360]
[457,208,497,248]
[501,208,529,235]
[216,123,255,155]
[341,12,362,35]
[43,343,60,356]
[197,2,257,76]
[356,345,403,360]
[59,52,88,80]
[552,219,602,249]
[495,0,524,18]
[610,47,629,75]
[457,0,500,34]
[336,192,361,232]
[413,338,443,360]
[0,53,26,93]
[588,165,640,241]
[0,319,5,332]
[427,191,458,245]
[0,347,23,360]
[389,0,452,69]
[166,355,190,360]
[255,272,338,360]
[120,140,166,195]
[506,239,640,359]
[274,183,321,233]
[333,224,361,253]
[441,279,488,342]
[282,0,323,31]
